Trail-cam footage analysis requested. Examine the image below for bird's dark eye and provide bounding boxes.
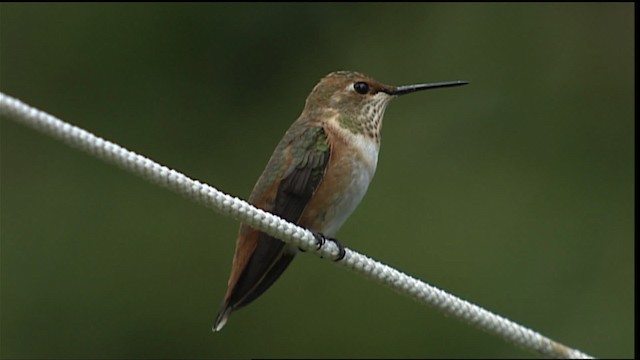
[353,82,370,94]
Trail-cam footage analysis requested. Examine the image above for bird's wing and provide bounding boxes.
[216,125,331,320]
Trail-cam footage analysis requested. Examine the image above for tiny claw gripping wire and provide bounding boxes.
[311,231,346,261]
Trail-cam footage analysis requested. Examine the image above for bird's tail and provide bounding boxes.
[212,303,232,332]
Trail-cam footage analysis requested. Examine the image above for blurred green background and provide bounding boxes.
[0,3,634,358]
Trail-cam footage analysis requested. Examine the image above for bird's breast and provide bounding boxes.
[298,130,379,237]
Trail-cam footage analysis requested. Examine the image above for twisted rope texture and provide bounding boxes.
[0,92,593,359]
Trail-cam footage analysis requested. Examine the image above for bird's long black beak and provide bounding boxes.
[389,80,469,96]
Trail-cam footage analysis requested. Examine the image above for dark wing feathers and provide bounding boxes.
[224,126,330,311]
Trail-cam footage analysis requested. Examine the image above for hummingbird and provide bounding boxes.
[213,71,468,331]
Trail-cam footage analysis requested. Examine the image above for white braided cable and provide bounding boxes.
[0,92,593,359]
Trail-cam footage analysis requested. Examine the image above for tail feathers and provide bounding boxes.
[213,304,232,332]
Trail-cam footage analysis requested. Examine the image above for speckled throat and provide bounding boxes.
[338,92,392,145]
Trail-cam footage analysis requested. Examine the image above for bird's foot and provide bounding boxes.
[311,230,346,261]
